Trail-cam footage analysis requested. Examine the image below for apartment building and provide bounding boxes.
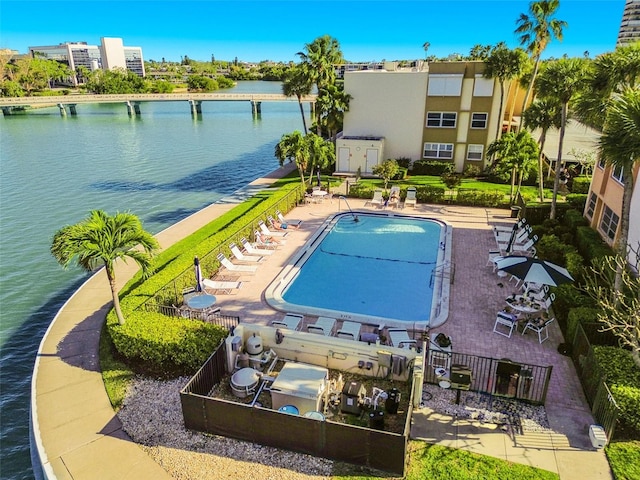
[337,61,508,174]
[617,0,640,46]
[29,37,145,85]
[584,160,640,265]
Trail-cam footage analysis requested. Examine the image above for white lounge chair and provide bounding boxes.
[271,313,303,331]
[492,218,527,234]
[240,236,275,255]
[508,235,538,255]
[229,242,264,263]
[387,185,400,209]
[493,310,519,338]
[307,316,336,336]
[254,230,285,247]
[404,187,417,208]
[259,220,287,237]
[336,321,361,340]
[387,328,418,350]
[202,278,243,294]
[366,188,384,208]
[276,210,302,228]
[522,315,555,343]
[216,252,258,274]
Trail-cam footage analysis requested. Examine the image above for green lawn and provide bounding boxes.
[331,442,558,479]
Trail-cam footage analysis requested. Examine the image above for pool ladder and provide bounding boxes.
[430,261,454,288]
[338,196,359,222]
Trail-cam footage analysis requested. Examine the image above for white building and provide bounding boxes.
[29,37,145,85]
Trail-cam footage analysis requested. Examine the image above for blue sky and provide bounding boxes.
[0,0,625,63]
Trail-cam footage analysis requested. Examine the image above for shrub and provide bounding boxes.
[575,226,614,265]
[455,190,506,207]
[606,440,640,480]
[441,171,462,190]
[565,193,588,210]
[415,186,446,203]
[395,157,412,169]
[349,182,376,199]
[571,176,591,194]
[535,235,576,266]
[463,164,481,178]
[563,209,589,231]
[552,283,595,329]
[393,167,408,180]
[566,307,602,345]
[411,160,453,175]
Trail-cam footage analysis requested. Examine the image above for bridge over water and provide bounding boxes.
[0,92,317,116]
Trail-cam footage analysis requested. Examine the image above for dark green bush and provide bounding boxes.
[349,182,376,199]
[552,283,595,329]
[411,160,453,175]
[571,176,591,194]
[593,346,640,435]
[566,307,602,345]
[395,157,412,169]
[535,235,577,266]
[415,186,446,203]
[455,190,506,207]
[565,193,588,211]
[575,226,614,265]
[393,167,408,180]
[563,209,589,231]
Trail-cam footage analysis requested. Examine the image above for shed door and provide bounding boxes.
[338,147,350,172]
[365,148,379,173]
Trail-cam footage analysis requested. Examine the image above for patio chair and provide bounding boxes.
[216,252,258,274]
[522,315,555,343]
[254,230,286,248]
[404,187,417,208]
[276,210,302,228]
[387,185,400,209]
[268,214,298,232]
[182,286,197,303]
[202,278,243,294]
[240,236,275,255]
[508,235,538,255]
[229,242,264,263]
[307,316,336,336]
[495,225,532,246]
[271,313,303,331]
[493,310,519,338]
[365,189,384,208]
[259,219,288,237]
[336,321,361,341]
[387,328,418,350]
[492,218,527,235]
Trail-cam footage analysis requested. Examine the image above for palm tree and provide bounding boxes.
[315,83,352,140]
[487,130,539,203]
[306,132,336,186]
[599,88,640,259]
[274,131,310,187]
[522,97,562,201]
[422,42,431,59]
[50,210,159,325]
[535,57,589,219]
[515,0,567,129]
[282,64,313,134]
[483,43,529,140]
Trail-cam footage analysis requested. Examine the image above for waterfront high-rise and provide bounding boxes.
[617,0,640,45]
[29,37,145,85]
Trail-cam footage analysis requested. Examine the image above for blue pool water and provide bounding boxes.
[271,213,446,326]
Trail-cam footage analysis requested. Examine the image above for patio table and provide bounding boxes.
[186,293,217,310]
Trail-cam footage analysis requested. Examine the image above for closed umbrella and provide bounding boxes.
[194,256,204,292]
[495,256,574,287]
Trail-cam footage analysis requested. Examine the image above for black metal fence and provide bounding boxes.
[143,302,240,330]
[423,347,552,405]
[571,322,619,440]
[180,343,411,475]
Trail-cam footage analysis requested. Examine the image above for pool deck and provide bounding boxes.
[32,167,612,479]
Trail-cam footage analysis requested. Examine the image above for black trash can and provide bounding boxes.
[510,206,521,218]
[369,410,385,430]
[385,388,400,414]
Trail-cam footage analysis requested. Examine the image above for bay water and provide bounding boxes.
[0,81,309,479]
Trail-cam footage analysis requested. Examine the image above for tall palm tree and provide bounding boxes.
[422,42,431,59]
[274,131,310,187]
[515,0,567,129]
[51,210,159,325]
[487,130,539,203]
[315,83,352,140]
[599,88,640,258]
[522,97,562,201]
[483,43,529,140]
[297,35,343,133]
[535,57,589,219]
[282,64,313,134]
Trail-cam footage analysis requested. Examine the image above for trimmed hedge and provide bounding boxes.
[410,160,453,176]
[522,203,573,225]
[565,193,588,211]
[107,183,304,375]
[575,226,614,265]
[566,307,602,345]
[455,190,507,207]
[571,176,591,194]
[593,346,640,436]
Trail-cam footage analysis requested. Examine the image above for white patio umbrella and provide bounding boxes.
[194,256,204,292]
[495,256,574,287]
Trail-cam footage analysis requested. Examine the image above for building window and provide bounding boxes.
[424,143,453,159]
[427,112,457,128]
[467,144,484,161]
[473,76,494,96]
[612,165,624,183]
[428,74,463,96]
[471,112,488,129]
[599,205,619,241]
[598,156,606,169]
[586,192,597,219]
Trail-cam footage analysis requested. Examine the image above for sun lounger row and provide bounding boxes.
[270,315,366,342]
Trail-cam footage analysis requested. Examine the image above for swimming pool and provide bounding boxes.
[265,212,451,329]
